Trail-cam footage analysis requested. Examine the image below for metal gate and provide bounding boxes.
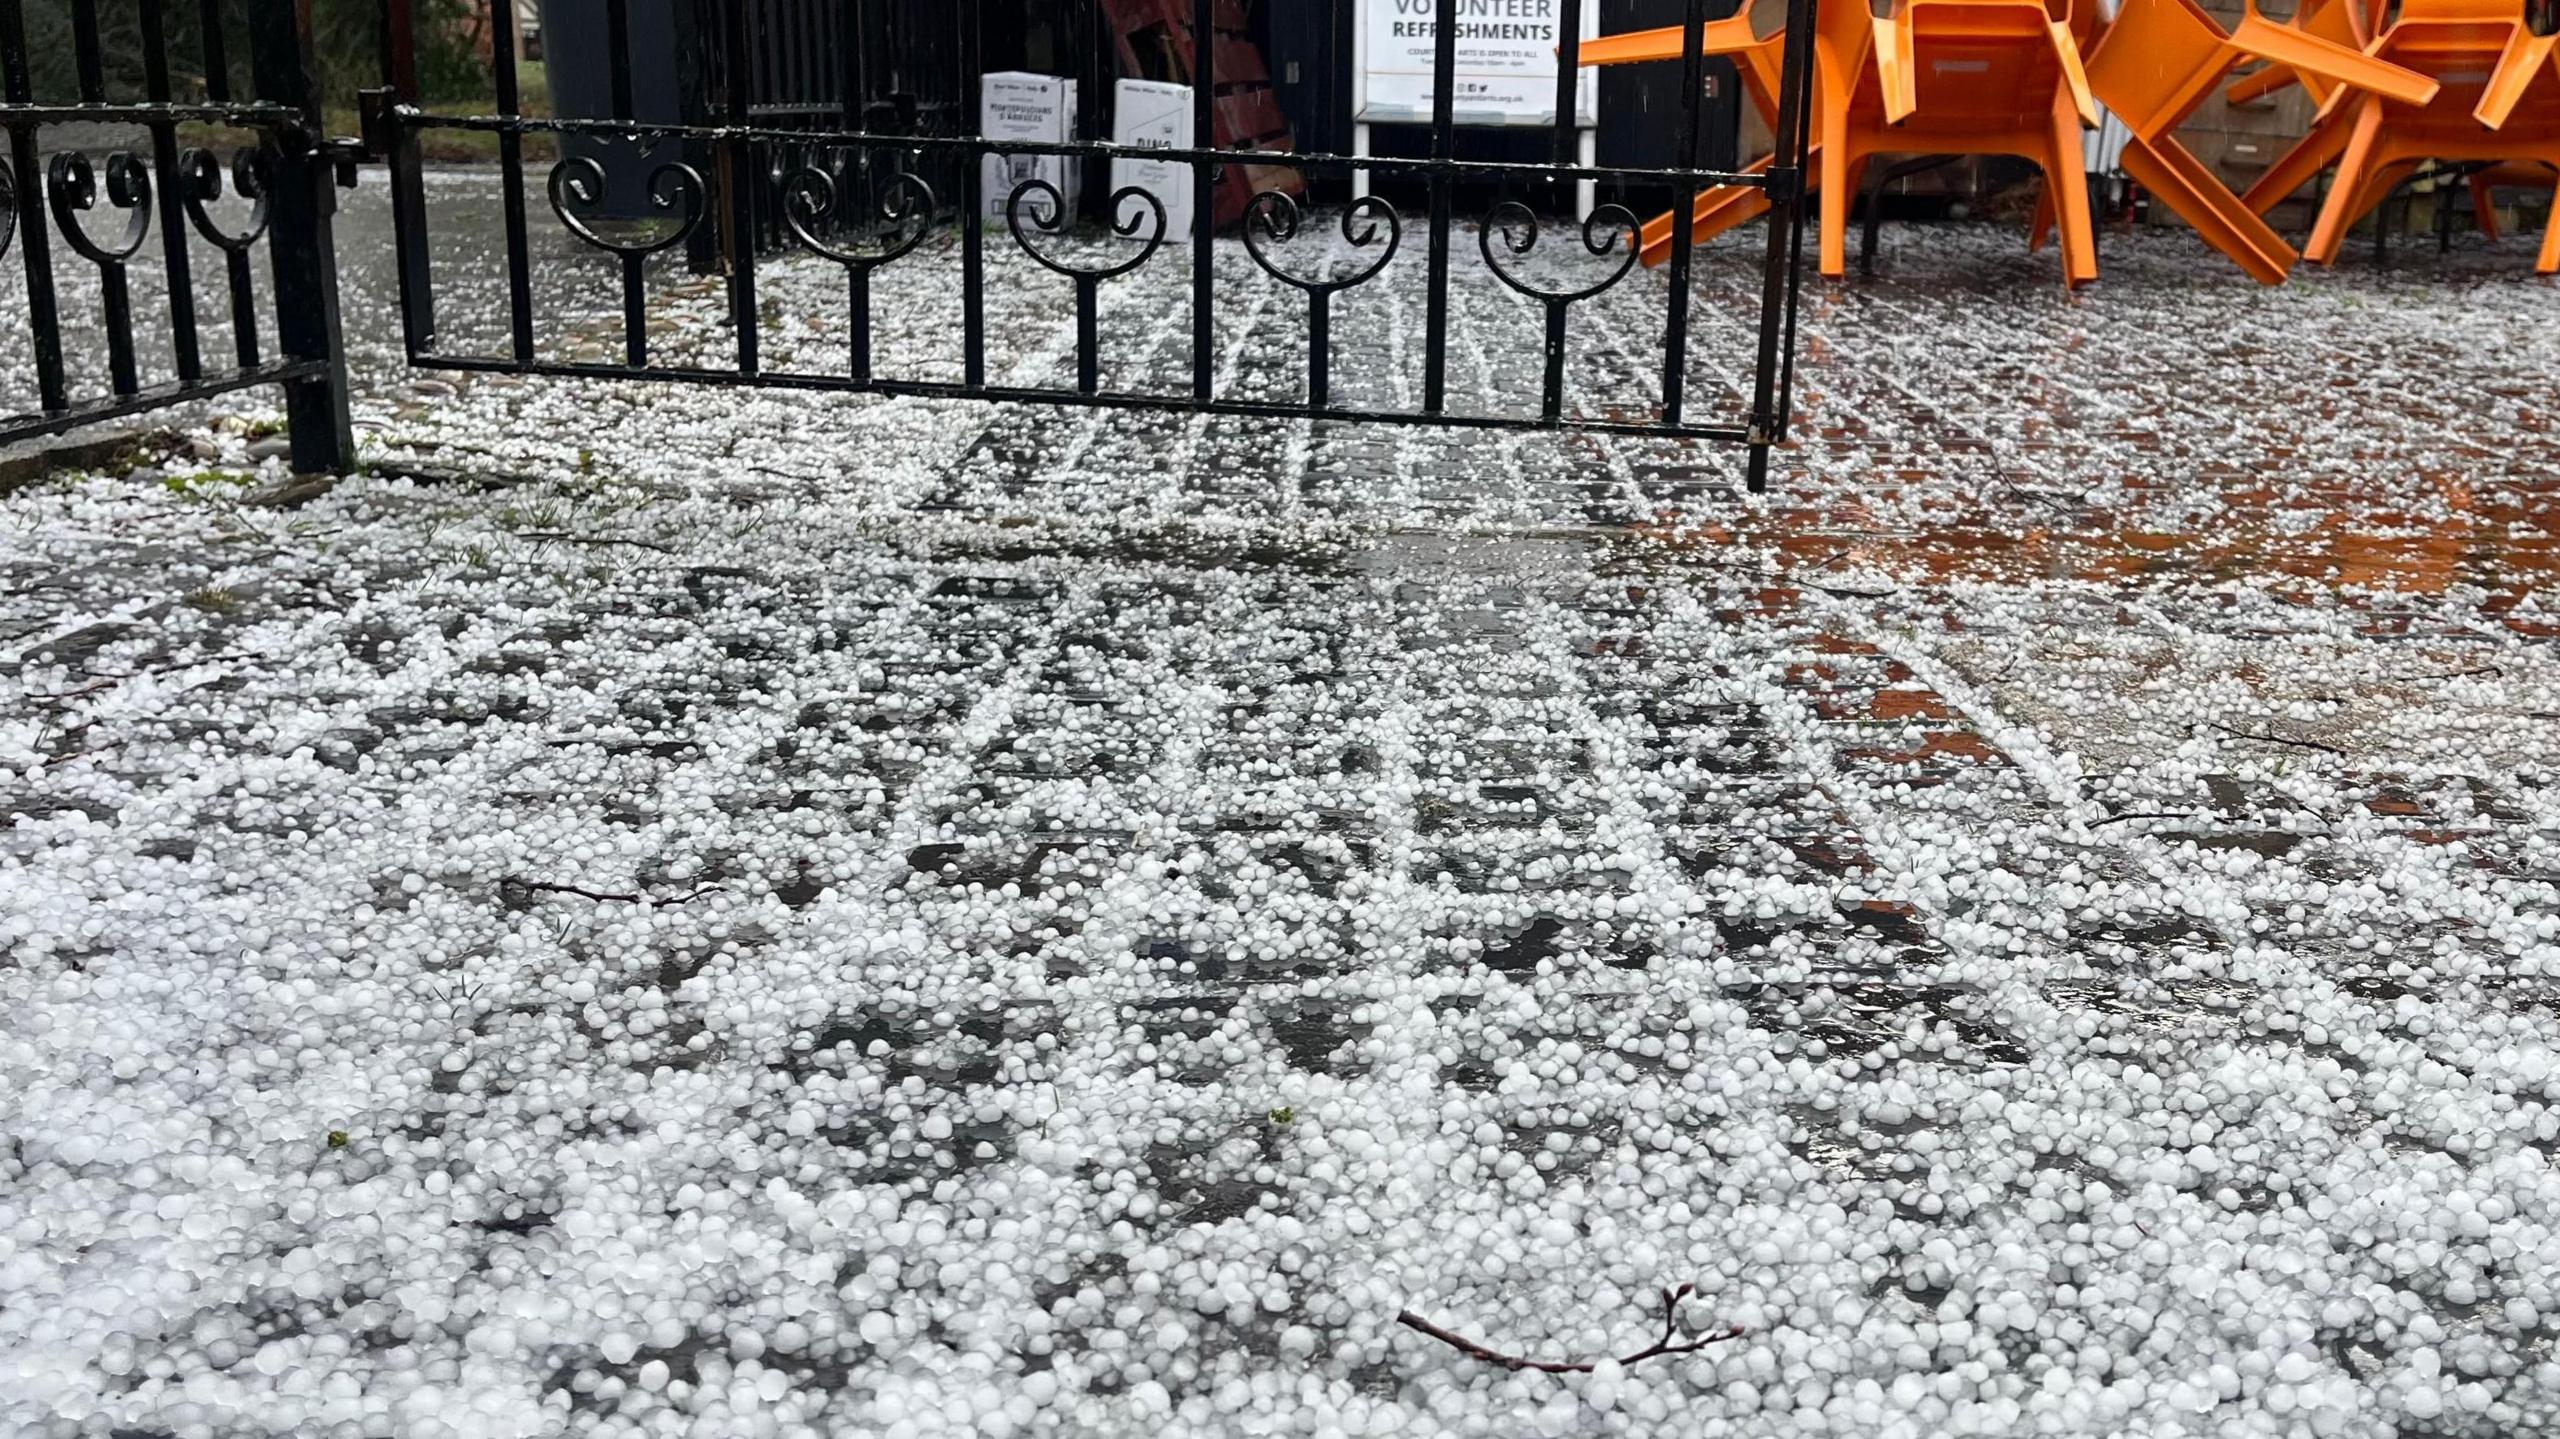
[0,0,1816,490]
[0,0,354,472]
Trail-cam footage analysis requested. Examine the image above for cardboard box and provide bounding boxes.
[981,72,1080,225]
[1110,79,1194,241]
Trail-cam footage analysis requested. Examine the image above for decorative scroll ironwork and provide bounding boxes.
[0,0,1820,488]
[781,156,933,379]
[47,151,153,265]
[179,148,272,367]
[1006,179,1167,395]
[547,154,708,367]
[1478,200,1645,422]
[177,148,272,251]
[353,0,1818,485]
[1242,193,1403,410]
[1,0,352,466]
[1480,201,1644,304]
[47,151,154,396]
[1005,179,1168,281]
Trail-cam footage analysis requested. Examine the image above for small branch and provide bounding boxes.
[1784,575,1897,601]
[510,878,715,906]
[32,677,120,703]
[2089,809,2202,828]
[518,531,679,554]
[1398,1285,1744,1375]
[2205,722,2346,757]
[2389,665,2500,683]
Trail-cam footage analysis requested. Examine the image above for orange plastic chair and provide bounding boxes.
[2464,159,2560,257]
[2222,0,2391,108]
[1578,15,1799,266]
[1856,0,2103,284]
[1585,0,2105,285]
[2077,0,2438,283]
[2244,0,2560,273]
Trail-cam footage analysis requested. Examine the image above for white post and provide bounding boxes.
[1577,127,1598,221]
[1351,1,1371,203]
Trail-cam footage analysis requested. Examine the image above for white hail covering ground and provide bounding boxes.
[3,204,2559,1437]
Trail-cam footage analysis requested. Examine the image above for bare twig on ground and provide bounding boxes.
[1782,575,1898,602]
[2090,810,2203,828]
[517,531,679,554]
[367,460,551,492]
[1953,646,2025,688]
[1984,455,2098,518]
[2205,722,2346,757]
[2389,665,2501,683]
[508,878,717,906]
[1397,1285,1745,1375]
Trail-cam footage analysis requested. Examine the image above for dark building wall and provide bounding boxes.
[543,0,691,215]
[545,0,1745,219]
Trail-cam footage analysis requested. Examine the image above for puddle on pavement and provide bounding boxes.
[1633,474,2559,608]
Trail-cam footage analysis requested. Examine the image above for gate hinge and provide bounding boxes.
[1763,165,1802,207]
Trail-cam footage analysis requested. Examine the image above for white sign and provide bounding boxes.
[980,72,1080,225]
[1111,79,1193,242]
[1357,0,1601,126]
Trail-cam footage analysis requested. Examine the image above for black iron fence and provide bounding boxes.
[2,0,1817,489]
[0,0,353,469]
[676,0,972,262]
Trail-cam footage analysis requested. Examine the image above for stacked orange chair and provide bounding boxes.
[2077,0,2439,283]
[2240,0,2560,273]
[1582,0,2105,286]
[2222,0,2389,109]
[1581,0,2448,285]
[2464,161,2560,260]
[1857,0,2104,284]
[1577,13,1797,267]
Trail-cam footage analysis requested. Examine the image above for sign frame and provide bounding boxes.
[1354,0,1604,128]
[1350,0,1606,217]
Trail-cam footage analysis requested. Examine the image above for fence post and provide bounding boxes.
[245,0,354,474]
[674,0,723,275]
[374,0,437,357]
[0,0,68,414]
